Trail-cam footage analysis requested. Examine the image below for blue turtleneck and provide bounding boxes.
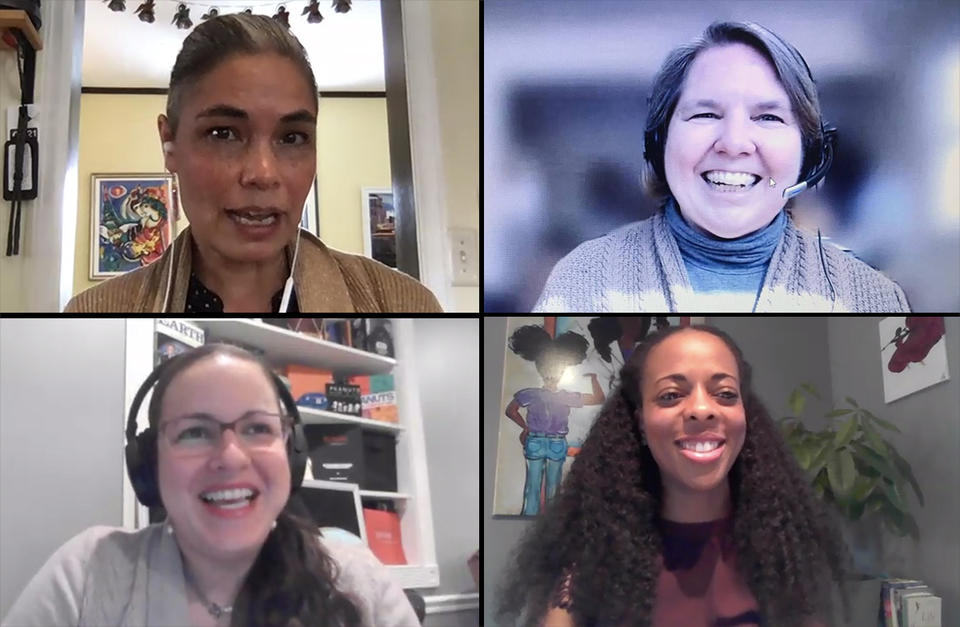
[665,197,786,309]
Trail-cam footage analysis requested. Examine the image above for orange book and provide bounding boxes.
[286,364,335,409]
[363,508,407,565]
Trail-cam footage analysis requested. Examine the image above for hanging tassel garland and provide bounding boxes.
[134,0,156,23]
[103,0,351,29]
[273,6,290,28]
[302,0,323,23]
[172,3,193,29]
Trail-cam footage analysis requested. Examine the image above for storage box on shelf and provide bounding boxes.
[121,318,438,589]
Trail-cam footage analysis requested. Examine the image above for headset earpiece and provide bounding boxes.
[124,351,308,509]
[162,141,174,155]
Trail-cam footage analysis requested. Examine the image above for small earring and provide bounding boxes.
[271,520,277,530]
[165,523,174,536]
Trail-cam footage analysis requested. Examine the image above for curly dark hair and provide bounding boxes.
[148,343,361,627]
[509,324,590,372]
[498,325,852,627]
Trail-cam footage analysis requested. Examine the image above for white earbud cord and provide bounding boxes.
[162,140,308,313]
[161,141,177,313]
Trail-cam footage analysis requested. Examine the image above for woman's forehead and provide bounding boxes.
[678,43,789,109]
[179,53,317,122]
[645,331,738,374]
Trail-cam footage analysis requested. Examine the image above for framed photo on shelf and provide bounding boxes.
[300,179,320,237]
[90,174,176,279]
[360,187,396,268]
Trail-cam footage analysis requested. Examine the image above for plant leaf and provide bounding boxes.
[845,396,859,408]
[833,415,858,449]
[825,408,854,418]
[885,443,925,507]
[851,442,900,483]
[789,389,807,417]
[859,420,888,454]
[863,409,901,433]
[807,440,834,481]
[884,481,909,513]
[849,475,877,502]
[800,383,820,399]
[827,449,856,497]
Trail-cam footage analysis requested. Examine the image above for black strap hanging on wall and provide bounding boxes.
[2,0,40,256]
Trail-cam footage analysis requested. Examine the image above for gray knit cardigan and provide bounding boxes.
[533,210,910,313]
[1,523,418,627]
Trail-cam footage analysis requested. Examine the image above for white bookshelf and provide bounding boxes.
[121,318,439,589]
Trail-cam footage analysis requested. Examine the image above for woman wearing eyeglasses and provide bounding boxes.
[2,344,417,627]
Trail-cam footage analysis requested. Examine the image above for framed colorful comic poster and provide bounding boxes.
[300,179,319,237]
[90,174,176,279]
[360,187,396,268]
[493,316,704,517]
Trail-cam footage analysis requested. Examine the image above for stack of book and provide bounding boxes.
[878,579,941,627]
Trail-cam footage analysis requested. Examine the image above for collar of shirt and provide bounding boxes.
[184,271,299,313]
[666,196,785,271]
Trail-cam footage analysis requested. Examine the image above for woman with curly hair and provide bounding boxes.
[498,324,852,627]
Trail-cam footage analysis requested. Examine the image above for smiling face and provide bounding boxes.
[157,353,291,563]
[159,52,318,264]
[664,43,803,239]
[639,329,747,510]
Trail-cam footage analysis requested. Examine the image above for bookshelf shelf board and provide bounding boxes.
[192,319,396,375]
[298,406,404,433]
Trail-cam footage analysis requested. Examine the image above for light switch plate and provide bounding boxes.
[448,227,479,286]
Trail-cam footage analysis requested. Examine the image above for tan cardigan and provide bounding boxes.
[65,226,443,313]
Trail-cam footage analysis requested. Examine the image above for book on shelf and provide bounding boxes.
[899,591,940,627]
[363,506,407,565]
[155,319,204,366]
[286,364,335,410]
[326,382,362,417]
[878,579,931,627]
[353,373,398,423]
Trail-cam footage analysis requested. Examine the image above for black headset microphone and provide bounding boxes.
[124,354,308,511]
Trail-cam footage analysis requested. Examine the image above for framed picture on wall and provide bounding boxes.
[360,187,396,268]
[493,317,705,517]
[90,174,176,279]
[300,179,320,237]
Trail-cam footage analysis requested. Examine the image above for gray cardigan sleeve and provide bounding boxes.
[1,528,109,627]
[323,540,420,627]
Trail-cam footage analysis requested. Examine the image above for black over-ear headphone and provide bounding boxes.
[643,49,838,201]
[124,351,308,509]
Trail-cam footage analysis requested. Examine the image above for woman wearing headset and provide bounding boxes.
[2,344,418,626]
[534,21,909,313]
[65,13,442,313]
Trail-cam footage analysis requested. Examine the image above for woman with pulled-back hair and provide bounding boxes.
[65,13,441,313]
[498,325,852,627]
[2,344,418,627]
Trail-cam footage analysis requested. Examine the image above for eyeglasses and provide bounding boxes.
[159,411,292,457]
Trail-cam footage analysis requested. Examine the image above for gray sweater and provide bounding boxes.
[533,210,910,312]
[1,523,419,627]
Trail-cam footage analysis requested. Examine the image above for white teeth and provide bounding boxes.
[704,171,758,186]
[201,488,254,502]
[679,441,722,453]
[230,213,277,226]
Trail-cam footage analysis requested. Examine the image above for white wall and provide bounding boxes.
[414,318,480,627]
[0,318,128,620]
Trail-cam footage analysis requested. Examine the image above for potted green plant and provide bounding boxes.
[777,384,924,543]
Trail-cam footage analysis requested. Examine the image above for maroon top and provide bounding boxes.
[551,514,827,626]
[652,515,762,626]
